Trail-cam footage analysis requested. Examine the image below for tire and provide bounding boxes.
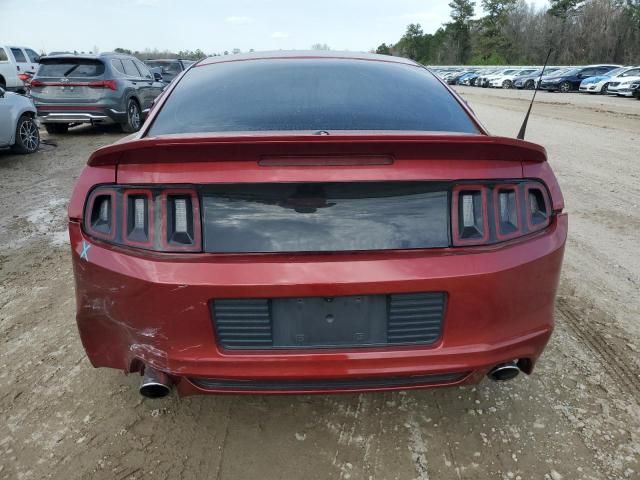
[120,99,142,133]
[559,81,572,93]
[601,83,609,95]
[0,76,6,89]
[44,123,69,134]
[502,80,513,89]
[11,114,40,154]
[524,80,535,90]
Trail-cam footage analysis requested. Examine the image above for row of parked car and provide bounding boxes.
[1,45,196,154]
[433,64,640,98]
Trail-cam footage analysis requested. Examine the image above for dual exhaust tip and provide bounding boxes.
[138,361,522,398]
[487,362,521,382]
[139,366,172,399]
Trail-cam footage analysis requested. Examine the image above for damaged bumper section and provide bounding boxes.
[70,213,566,396]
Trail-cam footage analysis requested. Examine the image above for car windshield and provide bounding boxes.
[149,58,479,135]
[37,58,105,77]
[544,69,568,77]
[611,67,635,77]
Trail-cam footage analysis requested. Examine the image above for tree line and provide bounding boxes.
[376,0,640,65]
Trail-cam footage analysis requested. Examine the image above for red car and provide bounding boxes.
[69,51,567,398]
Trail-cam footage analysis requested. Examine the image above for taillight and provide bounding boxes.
[452,181,551,246]
[88,80,118,90]
[84,186,201,252]
[18,73,32,83]
[29,79,44,87]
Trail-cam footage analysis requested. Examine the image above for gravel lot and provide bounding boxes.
[1,88,639,480]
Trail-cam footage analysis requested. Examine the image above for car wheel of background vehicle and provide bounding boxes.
[121,99,142,133]
[0,77,6,89]
[560,81,572,93]
[502,80,512,89]
[525,80,534,90]
[601,83,609,94]
[11,115,40,154]
[44,123,69,134]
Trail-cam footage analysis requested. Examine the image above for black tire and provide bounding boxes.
[601,83,609,95]
[502,80,513,89]
[524,80,535,90]
[0,76,6,90]
[44,123,69,134]
[559,81,572,93]
[120,99,142,133]
[11,114,40,154]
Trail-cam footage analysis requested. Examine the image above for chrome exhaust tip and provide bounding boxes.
[487,362,520,382]
[139,366,172,398]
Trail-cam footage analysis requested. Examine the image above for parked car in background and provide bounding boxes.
[0,45,41,92]
[0,86,40,154]
[540,65,620,92]
[578,66,630,94]
[488,68,538,88]
[143,59,195,84]
[461,68,500,86]
[445,69,478,85]
[513,67,563,89]
[605,67,640,96]
[70,51,566,398]
[477,68,521,88]
[30,53,164,134]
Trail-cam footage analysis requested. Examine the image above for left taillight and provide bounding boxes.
[84,186,201,252]
[452,180,552,246]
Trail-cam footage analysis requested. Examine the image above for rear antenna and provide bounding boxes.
[517,48,553,140]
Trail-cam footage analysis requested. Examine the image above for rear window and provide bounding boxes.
[0,48,7,62]
[148,58,479,135]
[37,59,105,78]
[145,60,182,75]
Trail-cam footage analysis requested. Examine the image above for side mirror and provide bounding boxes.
[153,72,163,82]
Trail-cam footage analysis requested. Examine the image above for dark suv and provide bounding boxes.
[31,53,164,133]
[143,59,194,84]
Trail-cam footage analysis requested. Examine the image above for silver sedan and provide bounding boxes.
[0,87,40,154]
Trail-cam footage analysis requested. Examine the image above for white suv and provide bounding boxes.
[0,45,41,92]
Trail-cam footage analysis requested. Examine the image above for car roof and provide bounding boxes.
[144,58,185,62]
[197,50,419,67]
[41,52,137,61]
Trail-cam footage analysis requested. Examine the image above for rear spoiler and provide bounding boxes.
[87,134,547,166]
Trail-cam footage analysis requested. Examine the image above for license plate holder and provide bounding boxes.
[271,295,387,348]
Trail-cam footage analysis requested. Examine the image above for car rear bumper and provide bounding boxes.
[70,214,567,395]
[36,105,127,124]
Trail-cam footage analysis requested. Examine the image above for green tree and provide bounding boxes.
[475,0,517,62]
[396,24,428,61]
[376,43,392,55]
[547,0,584,18]
[448,0,476,63]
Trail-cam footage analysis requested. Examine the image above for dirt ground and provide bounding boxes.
[0,88,639,480]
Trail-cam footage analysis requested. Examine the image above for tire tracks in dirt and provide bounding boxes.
[556,297,640,403]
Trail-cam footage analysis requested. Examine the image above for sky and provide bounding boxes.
[1,0,549,55]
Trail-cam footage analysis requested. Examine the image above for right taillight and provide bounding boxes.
[84,186,201,252]
[452,181,551,246]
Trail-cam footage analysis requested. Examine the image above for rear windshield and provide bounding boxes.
[37,59,105,78]
[148,58,479,135]
[145,60,181,76]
